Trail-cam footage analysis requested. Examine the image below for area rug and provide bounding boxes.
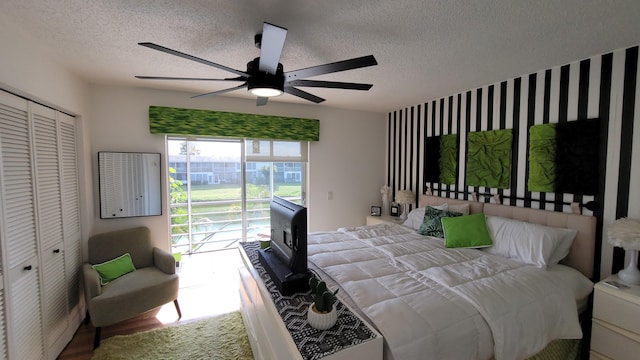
[92,312,253,360]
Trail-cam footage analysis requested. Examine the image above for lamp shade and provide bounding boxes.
[608,218,640,251]
[395,190,415,205]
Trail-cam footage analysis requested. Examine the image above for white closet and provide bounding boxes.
[0,90,82,360]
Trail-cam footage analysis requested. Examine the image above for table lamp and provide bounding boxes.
[608,217,640,285]
[395,190,415,221]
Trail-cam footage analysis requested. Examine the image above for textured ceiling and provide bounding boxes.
[2,0,640,113]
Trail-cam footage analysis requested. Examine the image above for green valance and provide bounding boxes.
[149,106,320,141]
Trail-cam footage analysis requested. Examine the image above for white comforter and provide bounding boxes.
[307,223,582,360]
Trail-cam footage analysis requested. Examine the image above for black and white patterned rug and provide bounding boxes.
[240,242,377,360]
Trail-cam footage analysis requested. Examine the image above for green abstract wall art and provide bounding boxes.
[466,129,513,188]
[148,106,320,141]
[424,136,441,183]
[528,124,556,192]
[439,134,458,184]
[527,119,600,195]
[424,134,458,185]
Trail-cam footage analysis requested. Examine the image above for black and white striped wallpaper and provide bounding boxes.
[386,45,639,279]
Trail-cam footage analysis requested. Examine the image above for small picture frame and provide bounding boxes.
[390,205,400,217]
[370,206,382,216]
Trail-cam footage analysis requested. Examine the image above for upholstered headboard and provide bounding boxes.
[418,194,597,278]
[419,194,485,214]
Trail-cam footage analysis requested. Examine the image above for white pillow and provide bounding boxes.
[402,204,447,229]
[548,231,577,265]
[546,264,594,301]
[447,203,470,215]
[483,216,577,268]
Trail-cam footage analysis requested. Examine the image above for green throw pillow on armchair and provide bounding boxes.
[92,253,136,285]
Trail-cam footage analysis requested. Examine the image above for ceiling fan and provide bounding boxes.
[136,22,378,106]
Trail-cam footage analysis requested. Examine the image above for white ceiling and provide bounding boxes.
[3,0,640,113]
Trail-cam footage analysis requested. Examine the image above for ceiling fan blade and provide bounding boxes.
[258,22,287,74]
[285,55,377,80]
[286,79,373,90]
[135,76,246,81]
[284,87,325,103]
[191,83,248,99]
[139,42,248,77]
[256,97,269,106]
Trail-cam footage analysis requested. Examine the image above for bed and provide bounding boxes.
[306,195,596,360]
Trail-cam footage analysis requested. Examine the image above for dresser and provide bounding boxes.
[590,275,640,359]
[238,243,383,360]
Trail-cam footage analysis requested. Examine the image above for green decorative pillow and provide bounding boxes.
[417,206,462,238]
[92,253,136,285]
[441,213,493,249]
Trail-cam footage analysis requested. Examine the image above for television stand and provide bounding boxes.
[258,248,310,295]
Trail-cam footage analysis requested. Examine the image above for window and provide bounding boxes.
[168,137,307,255]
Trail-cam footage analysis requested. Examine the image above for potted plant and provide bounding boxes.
[172,252,182,268]
[307,276,339,330]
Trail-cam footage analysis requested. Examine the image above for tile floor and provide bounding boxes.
[156,248,244,324]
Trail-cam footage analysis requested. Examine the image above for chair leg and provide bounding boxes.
[84,311,90,325]
[93,327,102,349]
[174,299,182,319]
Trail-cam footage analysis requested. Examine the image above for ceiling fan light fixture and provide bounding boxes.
[137,22,377,106]
[249,86,283,97]
[247,57,284,97]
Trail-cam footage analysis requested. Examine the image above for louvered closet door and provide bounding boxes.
[59,115,81,311]
[0,289,6,360]
[0,91,43,360]
[0,91,22,360]
[31,103,69,349]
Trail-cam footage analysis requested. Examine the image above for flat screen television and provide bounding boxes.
[258,196,309,294]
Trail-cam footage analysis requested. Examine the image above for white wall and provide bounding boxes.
[0,7,394,251]
[88,85,385,249]
[0,1,386,251]
[0,12,93,258]
[0,13,87,114]
[308,106,387,230]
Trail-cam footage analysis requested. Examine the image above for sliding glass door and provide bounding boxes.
[168,138,306,255]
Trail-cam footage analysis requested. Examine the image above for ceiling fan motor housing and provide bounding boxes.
[247,57,285,92]
[254,33,262,49]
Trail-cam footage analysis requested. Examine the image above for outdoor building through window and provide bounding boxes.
[168,137,307,255]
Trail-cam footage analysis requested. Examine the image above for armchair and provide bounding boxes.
[82,226,181,348]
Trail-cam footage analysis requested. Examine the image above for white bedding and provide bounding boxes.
[307,222,583,360]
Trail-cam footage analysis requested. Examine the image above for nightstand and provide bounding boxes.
[366,215,402,225]
[590,275,640,359]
